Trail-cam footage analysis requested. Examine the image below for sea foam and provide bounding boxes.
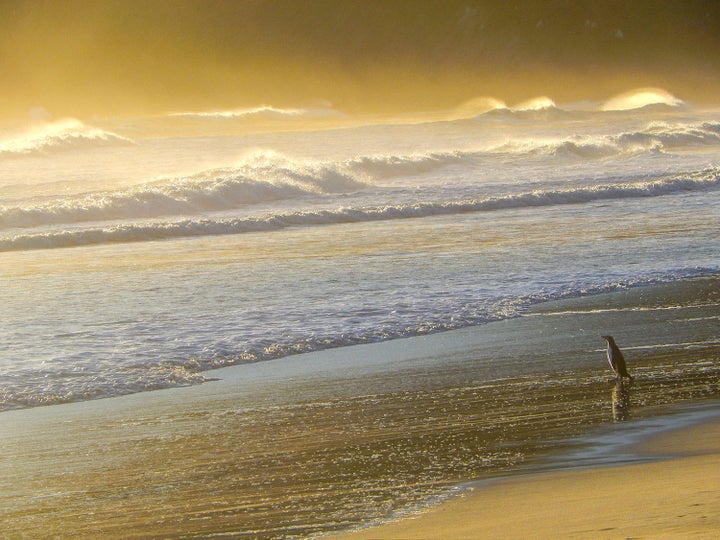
[502,121,720,158]
[3,121,718,234]
[0,153,369,230]
[3,167,717,251]
[0,149,478,231]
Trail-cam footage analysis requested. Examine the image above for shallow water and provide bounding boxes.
[1,277,718,538]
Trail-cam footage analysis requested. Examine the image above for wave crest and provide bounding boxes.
[345,151,473,177]
[451,95,562,120]
[451,96,508,119]
[0,118,134,157]
[168,105,344,120]
[601,88,685,111]
[0,151,369,229]
[3,168,717,251]
[513,96,557,111]
[3,124,719,233]
[502,121,720,158]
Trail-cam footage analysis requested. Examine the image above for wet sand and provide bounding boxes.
[336,409,720,539]
[1,276,719,538]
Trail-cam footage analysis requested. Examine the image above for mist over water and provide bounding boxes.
[2,1,720,119]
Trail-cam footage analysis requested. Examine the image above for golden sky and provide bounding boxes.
[1,0,719,120]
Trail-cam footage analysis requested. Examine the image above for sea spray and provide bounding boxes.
[0,118,133,157]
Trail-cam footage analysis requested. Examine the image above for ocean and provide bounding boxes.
[1,91,719,412]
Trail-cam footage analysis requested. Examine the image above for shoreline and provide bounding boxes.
[3,271,719,416]
[334,402,720,539]
[2,275,719,538]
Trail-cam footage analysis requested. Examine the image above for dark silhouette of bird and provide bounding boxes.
[601,336,633,381]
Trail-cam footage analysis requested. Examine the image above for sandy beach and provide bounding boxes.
[1,276,719,538]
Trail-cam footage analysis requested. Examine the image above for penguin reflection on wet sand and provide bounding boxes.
[612,379,631,421]
[601,335,634,381]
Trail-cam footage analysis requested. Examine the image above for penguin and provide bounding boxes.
[601,336,633,381]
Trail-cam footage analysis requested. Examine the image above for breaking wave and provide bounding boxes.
[0,149,481,231]
[453,96,565,120]
[345,151,474,177]
[3,120,720,233]
[452,88,686,121]
[168,105,344,120]
[3,168,718,251]
[601,88,685,111]
[0,118,133,157]
[502,121,720,158]
[614,121,720,148]
[0,152,370,229]
[512,96,557,111]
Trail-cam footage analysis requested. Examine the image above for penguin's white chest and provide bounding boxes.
[606,345,616,370]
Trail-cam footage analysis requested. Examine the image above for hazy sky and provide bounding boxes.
[1,0,719,120]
